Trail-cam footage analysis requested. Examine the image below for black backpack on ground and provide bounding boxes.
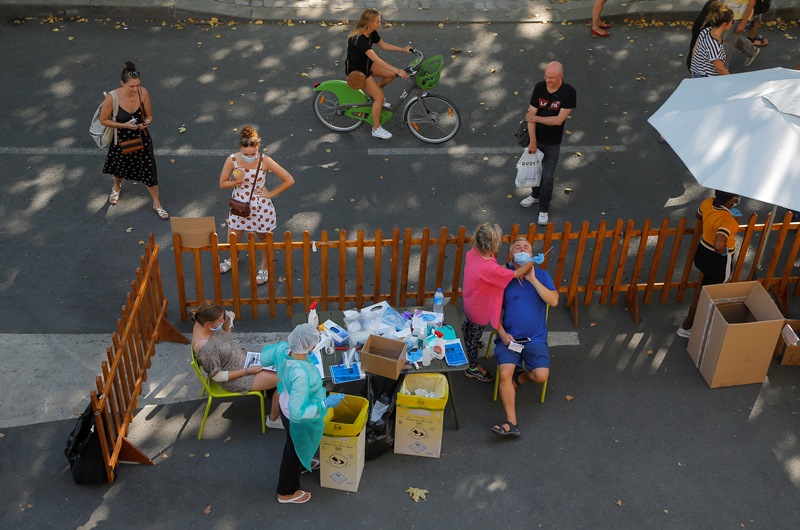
[64,402,106,484]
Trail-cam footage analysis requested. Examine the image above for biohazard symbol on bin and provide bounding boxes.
[327,454,348,468]
[409,427,428,440]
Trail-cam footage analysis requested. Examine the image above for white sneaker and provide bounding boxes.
[372,126,392,140]
[676,326,691,338]
[266,416,285,430]
[538,212,549,225]
[743,47,760,67]
[520,196,538,208]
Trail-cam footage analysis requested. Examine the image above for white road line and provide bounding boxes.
[0,145,625,157]
[369,145,627,156]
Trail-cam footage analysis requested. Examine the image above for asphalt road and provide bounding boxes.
[2,16,799,334]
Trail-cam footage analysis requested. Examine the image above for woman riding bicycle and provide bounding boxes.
[345,8,412,140]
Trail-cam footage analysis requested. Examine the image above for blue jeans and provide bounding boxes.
[530,142,561,213]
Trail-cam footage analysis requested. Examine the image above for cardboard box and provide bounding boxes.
[774,320,800,366]
[360,335,406,380]
[687,281,784,388]
[394,374,449,458]
[320,396,368,492]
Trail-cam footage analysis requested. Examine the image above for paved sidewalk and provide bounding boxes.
[2,0,799,23]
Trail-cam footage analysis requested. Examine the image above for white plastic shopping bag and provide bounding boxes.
[515,148,544,188]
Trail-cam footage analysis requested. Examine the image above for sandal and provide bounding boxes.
[256,269,269,286]
[277,490,311,504]
[108,187,121,205]
[491,420,520,437]
[153,206,169,220]
[219,258,232,274]
[599,22,612,29]
[747,35,768,47]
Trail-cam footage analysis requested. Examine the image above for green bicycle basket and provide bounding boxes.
[416,55,444,90]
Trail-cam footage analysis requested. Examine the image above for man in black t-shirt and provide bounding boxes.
[519,61,577,226]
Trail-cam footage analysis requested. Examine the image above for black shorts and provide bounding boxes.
[694,243,733,286]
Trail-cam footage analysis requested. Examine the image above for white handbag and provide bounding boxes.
[515,148,544,188]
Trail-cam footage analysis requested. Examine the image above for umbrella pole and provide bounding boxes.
[753,205,777,274]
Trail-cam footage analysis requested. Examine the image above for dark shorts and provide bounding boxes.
[694,244,733,286]
[494,340,550,370]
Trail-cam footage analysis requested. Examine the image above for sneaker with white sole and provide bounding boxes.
[520,196,538,208]
[743,47,760,67]
[538,212,549,225]
[266,416,285,430]
[372,126,392,140]
[676,326,691,338]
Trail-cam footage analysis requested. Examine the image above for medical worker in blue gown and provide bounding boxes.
[261,323,344,504]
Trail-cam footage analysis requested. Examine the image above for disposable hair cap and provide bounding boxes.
[288,323,320,353]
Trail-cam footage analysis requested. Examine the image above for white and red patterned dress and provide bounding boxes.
[227,154,277,233]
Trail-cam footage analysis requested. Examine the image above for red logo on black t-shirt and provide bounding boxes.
[538,98,562,111]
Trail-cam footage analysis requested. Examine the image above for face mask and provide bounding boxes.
[241,153,258,163]
[514,252,532,265]
[210,321,224,332]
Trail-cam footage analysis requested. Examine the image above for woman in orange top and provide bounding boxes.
[677,190,740,338]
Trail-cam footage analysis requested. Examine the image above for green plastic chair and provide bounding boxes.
[190,346,266,440]
[484,305,549,403]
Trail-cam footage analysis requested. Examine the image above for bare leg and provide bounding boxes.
[257,232,269,271]
[252,370,281,421]
[362,77,385,130]
[591,0,610,35]
[497,364,518,425]
[522,367,550,385]
[146,184,165,211]
[681,287,703,330]
[113,176,123,192]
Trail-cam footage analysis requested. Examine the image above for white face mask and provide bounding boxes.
[241,153,258,163]
[210,321,224,332]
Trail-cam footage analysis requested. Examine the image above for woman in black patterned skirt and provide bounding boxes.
[99,61,168,220]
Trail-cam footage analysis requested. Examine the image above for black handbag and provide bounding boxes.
[229,155,261,218]
[64,402,107,484]
[515,121,530,148]
[754,0,771,15]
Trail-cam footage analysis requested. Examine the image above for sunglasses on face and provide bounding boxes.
[240,140,260,147]
[124,70,141,79]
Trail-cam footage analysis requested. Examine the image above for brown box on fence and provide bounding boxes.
[774,320,800,366]
[687,281,784,388]
[360,335,406,380]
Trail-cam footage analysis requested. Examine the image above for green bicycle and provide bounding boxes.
[312,49,462,144]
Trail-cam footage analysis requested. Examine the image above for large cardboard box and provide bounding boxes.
[687,281,784,388]
[774,320,800,366]
[360,335,406,379]
[320,395,368,492]
[395,374,449,458]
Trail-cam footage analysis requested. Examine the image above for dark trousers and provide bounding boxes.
[462,317,486,367]
[530,142,561,212]
[276,412,302,496]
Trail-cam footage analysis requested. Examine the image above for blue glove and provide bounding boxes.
[324,393,345,408]
[532,252,545,265]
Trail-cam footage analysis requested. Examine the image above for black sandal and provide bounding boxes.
[747,35,768,47]
[491,420,520,437]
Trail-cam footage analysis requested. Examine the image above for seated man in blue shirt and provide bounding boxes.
[491,237,559,437]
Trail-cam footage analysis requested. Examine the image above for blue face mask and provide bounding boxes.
[514,252,532,265]
[210,321,224,332]
[241,153,258,163]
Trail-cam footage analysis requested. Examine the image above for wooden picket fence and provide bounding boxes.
[90,233,189,482]
[172,212,800,325]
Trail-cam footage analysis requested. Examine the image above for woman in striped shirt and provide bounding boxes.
[690,2,735,77]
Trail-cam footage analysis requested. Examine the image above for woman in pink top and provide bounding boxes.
[461,223,533,382]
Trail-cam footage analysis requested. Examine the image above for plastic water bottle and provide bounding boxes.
[433,288,445,326]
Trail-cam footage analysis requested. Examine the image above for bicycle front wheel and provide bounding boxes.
[313,90,363,132]
[403,94,461,143]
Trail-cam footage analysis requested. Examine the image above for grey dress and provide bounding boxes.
[195,331,256,394]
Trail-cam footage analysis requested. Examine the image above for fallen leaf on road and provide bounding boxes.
[507,195,513,199]
[483,156,489,161]
[169,159,176,164]
[406,487,428,502]
[125,227,133,233]
[162,453,169,458]
[203,505,212,515]
[564,188,573,193]
[647,349,654,355]
[604,146,611,152]
[224,436,231,443]
[566,395,574,401]
[300,73,308,77]
[615,499,623,507]
[188,453,195,457]
[590,322,597,326]
[178,126,187,133]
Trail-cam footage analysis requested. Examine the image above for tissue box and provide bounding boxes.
[775,320,800,366]
[323,319,349,347]
[360,335,406,380]
[687,281,784,388]
[395,374,449,459]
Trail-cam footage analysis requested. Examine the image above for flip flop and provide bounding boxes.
[277,490,311,504]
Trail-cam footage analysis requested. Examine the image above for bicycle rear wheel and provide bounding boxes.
[313,90,363,132]
[403,94,461,143]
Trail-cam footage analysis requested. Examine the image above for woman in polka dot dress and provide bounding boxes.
[218,126,295,285]
[100,61,168,219]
